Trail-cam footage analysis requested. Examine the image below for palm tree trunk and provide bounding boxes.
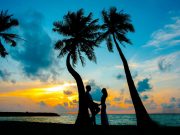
[66,53,91,126]
[112,34,154,127]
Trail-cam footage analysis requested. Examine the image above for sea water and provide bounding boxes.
[0,114,180,127]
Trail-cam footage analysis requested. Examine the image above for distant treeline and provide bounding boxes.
[0,112,60,117]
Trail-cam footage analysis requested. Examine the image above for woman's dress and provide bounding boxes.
[101,95,109,125]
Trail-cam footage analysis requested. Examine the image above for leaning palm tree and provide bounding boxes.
[99,7,155,127]
[53,9,100,126]
[0,10,19,57]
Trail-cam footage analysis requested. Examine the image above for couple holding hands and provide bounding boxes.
[85,85,109,126]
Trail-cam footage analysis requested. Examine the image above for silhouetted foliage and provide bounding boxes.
[53,9,100,126]
[98,7,134,49]
[53,9,100,66]
[99,7,155,127]
[0,10,19,57]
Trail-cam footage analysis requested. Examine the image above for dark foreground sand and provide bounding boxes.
[0,121,179,135]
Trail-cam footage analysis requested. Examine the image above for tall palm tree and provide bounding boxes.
[0,10,19,58]
[99,7,155,127]
[53,9,100,126]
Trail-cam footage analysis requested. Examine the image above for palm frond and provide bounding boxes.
[0,41,8,57]
[0,10,19,32]
[0,33,18,47]
[106,35,113,52]
[121,23,135,32]
[53,21,71,36]
[81,43,97,63]
[71,50,78,67]
[9,19,19,26]
[4,36,16,47]
[54,40,64,50]
[78,48,85,66]
[82,12,92,24]
[77,9,84,20]
[102,9,109,25]
[58,46,68,58]
[85,49,97,63]
[96,31,109,44]
[116,32,132,45]
[110,7,117,13]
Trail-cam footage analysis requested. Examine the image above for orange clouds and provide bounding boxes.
[0,80,179,114]
[0,82,79,113]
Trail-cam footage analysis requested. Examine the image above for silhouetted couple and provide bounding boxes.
[85,85,109,126]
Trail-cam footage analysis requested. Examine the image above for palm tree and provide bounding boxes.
[0,10,19,58]
[53,9,100,126]
[99,7,155,127]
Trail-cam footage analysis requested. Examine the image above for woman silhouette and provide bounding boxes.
[100,88,109,125]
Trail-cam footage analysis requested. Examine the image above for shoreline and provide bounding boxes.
[0,121,179,135]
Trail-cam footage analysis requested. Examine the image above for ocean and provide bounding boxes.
[0,114,180,127]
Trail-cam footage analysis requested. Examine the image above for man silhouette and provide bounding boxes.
[85,85,100,125]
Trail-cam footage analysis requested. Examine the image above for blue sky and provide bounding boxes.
[0,0,180,114]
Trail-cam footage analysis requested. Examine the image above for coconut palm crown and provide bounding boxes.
[53,9,100,66]
[98,7,134,51]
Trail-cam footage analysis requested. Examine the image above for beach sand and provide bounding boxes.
[0,121,179,135]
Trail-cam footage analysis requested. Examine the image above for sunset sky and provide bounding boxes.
[0,0,180,114]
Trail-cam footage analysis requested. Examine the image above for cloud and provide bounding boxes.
[126,51,180,87]
[146,100,157,110]
[137,78,152,93]
[11,80,16,84]
[50,67,63,82]
[157,52,179,72]
[116,71,137,80]
[63,102,68,107]
[0,69,15,83]
[72,99,78,104]
[132,71,138,79]
[0,97,55,113]
[178,103,180,108]
[161,103,175,109]
[26,63,63,82]
[0,69,10,81]
[141,95,149,101]
[87,80,102,101]
[28,72,51,82]
[124,98,132,104]
[116,74,124,80]
[144,17,180,49]
[161,97,180,113]
[113,97,122,102]
[158,58,172,72]
[63,90,73,96]
[38,101,47,107]
[116,70,138,80]
[11,11,53,77]
[54,104,67,114]
[170,97,176,102]
[115,63,139,69]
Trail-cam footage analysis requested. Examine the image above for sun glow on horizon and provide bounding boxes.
[0,82,78,105]
[38,82,77,93]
